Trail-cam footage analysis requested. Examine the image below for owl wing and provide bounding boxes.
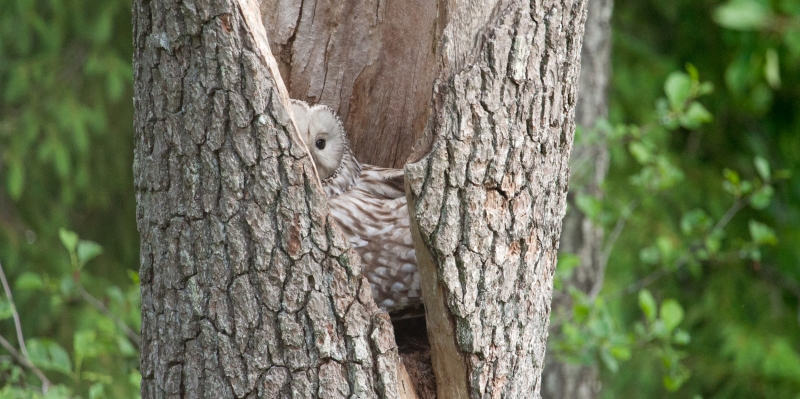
[355,165,406,200]
[327,165,421,313]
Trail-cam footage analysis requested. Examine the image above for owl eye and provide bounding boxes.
[315,138,326,150]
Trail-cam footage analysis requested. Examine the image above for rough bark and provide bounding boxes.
[404,1,588,398]
[133,0,401,397]
[542,0,613,398]
[261,0,442,168]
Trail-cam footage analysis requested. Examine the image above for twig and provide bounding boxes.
[617,268,671,298]
[600,201,637,266]
[713,197,748,233]
[0,260,30,359]
[590,201,638,300]
[77,284,141,347]
[0,333,52,392]
[0,260,51,392]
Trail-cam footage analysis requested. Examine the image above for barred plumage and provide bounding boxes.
[290,99,421,312]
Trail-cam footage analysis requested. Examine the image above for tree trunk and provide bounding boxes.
[404,1,588,397]
[135,0,587,397]
[134,0,400,397]
[542,0,613,398]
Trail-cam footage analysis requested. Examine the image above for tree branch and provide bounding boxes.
[0,260,51,393]
[0,260,30,359]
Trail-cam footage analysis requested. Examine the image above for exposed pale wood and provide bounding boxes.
[261,0,443,168]
[397,359,420,399]
[543,1,613,397]
[407,183,469,398]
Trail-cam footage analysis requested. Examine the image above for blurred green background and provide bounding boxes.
[0,0,798,398]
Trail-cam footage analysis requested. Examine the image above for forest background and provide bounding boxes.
[0,0,799,398]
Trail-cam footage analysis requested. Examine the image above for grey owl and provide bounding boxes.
[290,99,421,313]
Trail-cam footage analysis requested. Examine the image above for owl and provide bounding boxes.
[290,99,422,313]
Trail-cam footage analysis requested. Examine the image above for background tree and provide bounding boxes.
[542,0,612,397]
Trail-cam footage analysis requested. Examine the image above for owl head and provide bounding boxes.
[290,99,361,196]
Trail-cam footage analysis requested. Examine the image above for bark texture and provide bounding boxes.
[133,0,401,397]
[542,0,613,398]
[404,1,588,397]
[261,0,442,168]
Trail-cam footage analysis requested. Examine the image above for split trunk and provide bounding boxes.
[134,0,587,397]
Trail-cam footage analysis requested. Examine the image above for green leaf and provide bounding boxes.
[664,72,692,111]
[128,270,141,285]
[43,386,74,399]
[680,209,712,236]
[749,220,778,245]
[82,371,112,383]
[116,335,136,357]
[130,370,143,389]
[674,329,691,345]
[763,339,800,380]
[639,289,658,323]
[697,81,714,96]
[660,299,684,332]
[713,0,769,30]
[610,345,632,361]
[58,228,79,253]
[575,194,602,219]
[664,373,689,392]
[4,65,30,103]
[723,168,740,185]
[686,63,700,82]
[629,142,653,164]
[750,185,774,210]
[705,234,722,255]
[600,347,619,373]
[754,156,771,180]
[679,102,713,129]
[0,299,14,321]
[89,383,105,399]
[15,272,44,291]
[556,253,581,280]
[764,48,781,89]
[77,240,104,267]
[639,246,660,265]
[26,339,73,375]
[6,160,25,200]
[573,303,590,323]
[74,330,100,362]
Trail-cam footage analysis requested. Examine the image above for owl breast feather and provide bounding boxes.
[326,164,421,312]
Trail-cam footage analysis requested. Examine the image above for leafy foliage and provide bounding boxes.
[551,0,800,397]
[0,0,138,397]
